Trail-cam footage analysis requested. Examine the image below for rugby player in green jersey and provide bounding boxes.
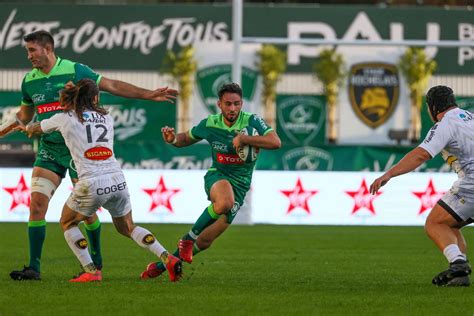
[141,83,281,279]
[0,30,178,281]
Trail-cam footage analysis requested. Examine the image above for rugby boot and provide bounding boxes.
[165,254,183,282]
[446,275,470,287]
[178,239,194,263]
[432,259,472,286]
[10,266,41,281]
[140,262,165,280]
[70,266,102,283]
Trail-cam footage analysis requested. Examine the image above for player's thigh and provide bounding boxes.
[198,216,230,245]
[66,178,103,218]
[431,182,474,228]
[209,179,234,203]
[60,202,89,231]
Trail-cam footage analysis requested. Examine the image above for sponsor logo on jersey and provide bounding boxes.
[230,202,241,217]
[424,124,438,144]
[348,63,399,128]
[82,112,106,123]
[37,101,62,114]
[96,181,127,195]
[216,153,244,164]
[142,234,156,245]
[84,146,113,160]
[32,94,45,104]
[75,238,88,249]
[211,141,229,152]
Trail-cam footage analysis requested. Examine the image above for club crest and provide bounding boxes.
[348,63,399,128]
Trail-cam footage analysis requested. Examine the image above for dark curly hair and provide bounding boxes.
[60,79,108,123]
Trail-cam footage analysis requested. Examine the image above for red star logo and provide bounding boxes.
[3,174,31,211]
[345,178,381,215]
[412,178,446,215]
[143,176,180,213]
[280,177,318,214]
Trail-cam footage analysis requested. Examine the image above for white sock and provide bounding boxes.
[443,244,465,263]
[64,227,95,272]
[131,226,166,257]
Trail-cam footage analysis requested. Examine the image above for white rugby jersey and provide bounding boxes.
[41,111,121,179]
[419,108,474,177]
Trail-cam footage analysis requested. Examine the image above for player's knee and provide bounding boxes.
[214,198,235,215]
[59,216,73,231]
[29,199,47,220]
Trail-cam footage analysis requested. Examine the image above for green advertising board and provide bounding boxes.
[1,91,471,172]
[0,4,471,74]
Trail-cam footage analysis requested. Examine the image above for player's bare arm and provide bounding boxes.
[369,147,432,194]
[25,122,43,138]
[0,105,34,137]
[161,126,198,147]
[99,77,178,103]
[232,131,281,150]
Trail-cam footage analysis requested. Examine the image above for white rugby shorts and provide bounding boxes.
[439,178,474,223]
[66,172,131,218]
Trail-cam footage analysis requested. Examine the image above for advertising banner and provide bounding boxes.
[0,168,458,226]
[0,4,471,74]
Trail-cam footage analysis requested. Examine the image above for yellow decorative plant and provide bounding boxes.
[398,47,437,142]
[256,44,287,128]
[313,49,346,143]
[162,46,197,131]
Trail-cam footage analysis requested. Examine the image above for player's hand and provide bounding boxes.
[64,81,75,89]
[148,87,178,103]
[232,132,245,150]
[161,126,176,144]
[369,173,391,195]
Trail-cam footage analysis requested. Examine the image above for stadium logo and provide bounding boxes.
[348,63,399,129]
[282,147,333,171]
[196,64,258,114]
[108,106,147,141]
[278,96,324,145]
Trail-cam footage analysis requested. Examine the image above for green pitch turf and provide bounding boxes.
[1,223,473,315]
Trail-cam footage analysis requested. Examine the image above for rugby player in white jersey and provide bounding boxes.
[24,78,182,282]
[370,86,473,287]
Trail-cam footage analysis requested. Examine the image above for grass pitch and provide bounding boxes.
[1,223,473,315]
